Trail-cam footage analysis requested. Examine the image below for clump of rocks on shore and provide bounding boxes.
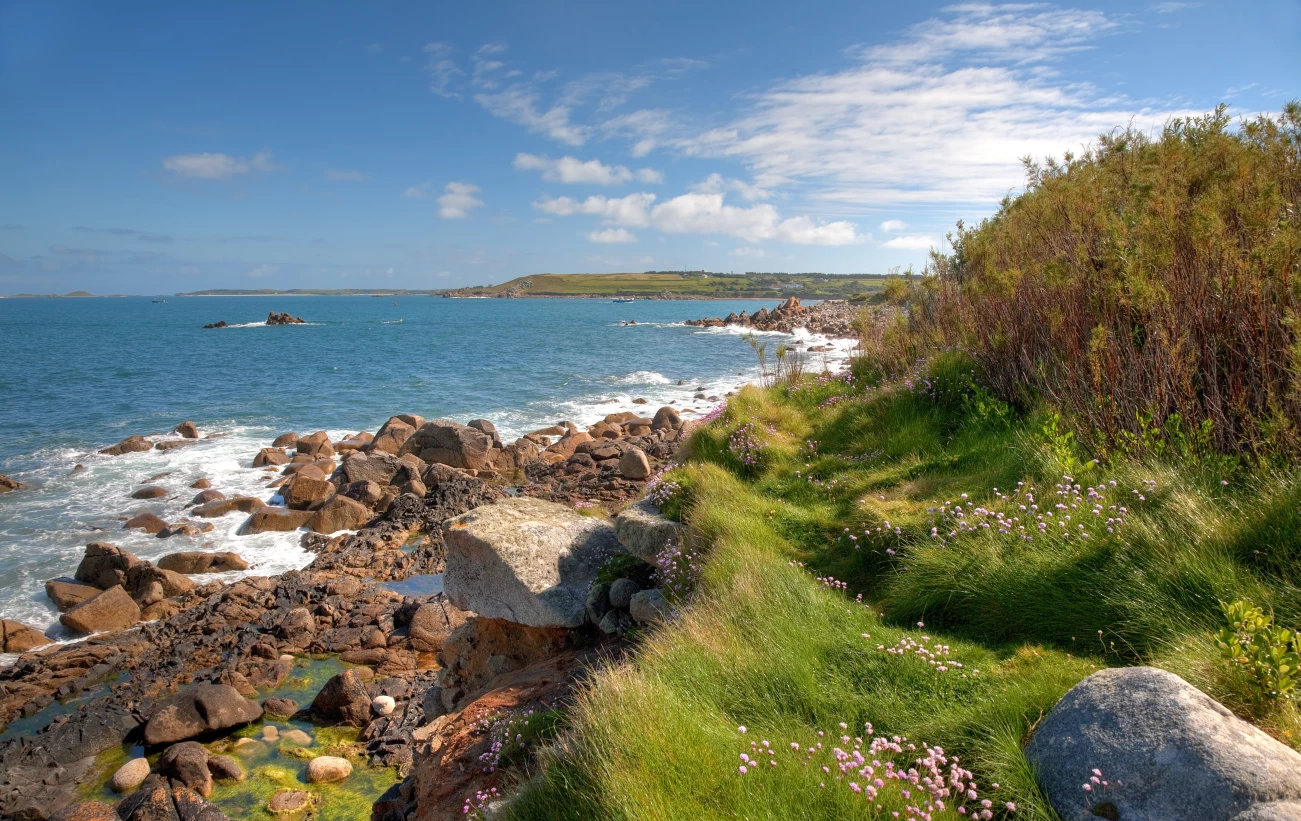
[203,311,305,329]
[685,296,859,338]
[0,401,690,821]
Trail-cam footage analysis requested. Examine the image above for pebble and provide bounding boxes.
[372,695,396,716]
[109,757,150,793]
[261,725,279,741]
[280,728,313,746]
[305,755,353,783]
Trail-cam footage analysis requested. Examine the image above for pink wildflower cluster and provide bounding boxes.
[461,786,500,818]
[736,724,1011,819]
[877,633,977,677]
[697,402,728,425]
[645,473,682,509]
[920,476,1137,548]
[655,537,703,600]
[473,708,537,773]
[728,423,769,468]
[572,500,595,509]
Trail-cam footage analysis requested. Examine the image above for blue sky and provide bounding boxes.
[0,1,1296,294]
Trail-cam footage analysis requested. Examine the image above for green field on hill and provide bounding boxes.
[450,272,887,299]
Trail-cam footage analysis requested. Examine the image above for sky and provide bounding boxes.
[0,1,1297,294]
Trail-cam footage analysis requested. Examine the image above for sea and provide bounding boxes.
[0,295,854,656]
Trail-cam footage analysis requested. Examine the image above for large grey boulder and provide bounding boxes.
[443,496,623,627]
[613,498,685,563]
[1025,666,1301,821]
[143,684,263,746]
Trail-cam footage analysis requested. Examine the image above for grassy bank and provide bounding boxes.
[449,272,886,299]
[501,357,1301,820]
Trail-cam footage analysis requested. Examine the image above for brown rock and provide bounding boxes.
[296,431,334,458]
[409,600,473,653]
[342,479,384,507]
[651,406,682,431]
[619,447,652,480]
[370,417,416,455]
[547,431,592,459]
[154,439,197,452]
[268,790,315,814]
[124,512,169,534]
[60,585,140,634]
[45,577,102,610]
[191,496,266,518]
[47,802,120,821]
[306,494,373,533]
[143,683,263,746]
[190,477,211,489]
[131,485,168,500]
[309,669,372,726]
[0,473,24,493]
[1,619,48,652]
[189,489,225,506]
[253,447,288,467]
[174,421,199,439]
[126,564,195,598]
[158,551,247,574]
[400,419,495,470]
[282,476,334,510]
[240,507,313,534]
[272,432,299,448]
[158,741,212,796]
[75,542,141,588]
[100,435,152,456]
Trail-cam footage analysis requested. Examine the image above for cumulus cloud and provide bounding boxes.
[880,219,908,232]
[513,153,662,185]
[588,228,638,243]
[533,191,859,245]
[162,150,277,180]
[882,234,940,250]
[437,182,484,218]
[691,173,770,201]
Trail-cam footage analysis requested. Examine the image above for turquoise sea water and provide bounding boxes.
[0,295,852,645]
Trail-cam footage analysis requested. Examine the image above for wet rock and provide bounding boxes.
[131,486,168,500]
[310,669,373,727]
[126,564,195,598]
[124,512,170,534]
[1,619,48,652]
[240,507,313,534]
[444,496,623,628]
[158,741,212,796]
[608,577,639,610]
[629,589,670,624]
[191,497,265,518]
[174,421,199,439]
[157,552,248,574]
[157,522,205,538]
[190,478,211,489]
[261,697,298,717]
[60,585,140,634]
[342,479,384,507]
[110,757,152,793]
[341,452,402,486]
[206,755,243,783]
[266,311,305,325]
[202,320,227,329]
[283,476,334,510]
[143,684,263,746]
[76,543,142,589]
[651,406,682,431]
[188,489,225,506]
[45,577,102,610]
[253,447,288,467]
[155,439,197,452]
[295,431,333,459]
[268,790,315,815]
[613,498,686,563]
[100,435,152,456]
[272,432,299,448]
[0,473,24,493]
[1025,666,1301,821]
[307,494,373,534]
[305,755,352,783]
[280,729,312,746]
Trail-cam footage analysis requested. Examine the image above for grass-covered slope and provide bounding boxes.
[449,272,886,299]
[503,354,1301,821]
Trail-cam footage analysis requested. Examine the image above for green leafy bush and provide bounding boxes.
[1216,600,1301,702]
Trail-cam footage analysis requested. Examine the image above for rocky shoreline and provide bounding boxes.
[0,403,692,820]
[684,296,860,337]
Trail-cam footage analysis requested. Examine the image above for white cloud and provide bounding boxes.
[247,264,279,278]
[882,234,939,251]
[403,182,432,199]
[674,5,1192,208]
[880,219,907,232]
[691,173,770,201]
[424,42,464,98]
[1152,2,1202,12]
[325,168,370,182]
[588,228,638,243]
[513,153,662,186]
[162,150,277,180]
[438,182,484,218]
[533,191,859,245]
[729,246,766,258]
[475,87,588,145]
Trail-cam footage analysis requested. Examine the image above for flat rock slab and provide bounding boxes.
[444,496,623,628]
[613,498,685,563]
[1025,666,1301,821]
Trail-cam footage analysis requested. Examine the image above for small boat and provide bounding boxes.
[613,297,635,304]
[152,298,167,303]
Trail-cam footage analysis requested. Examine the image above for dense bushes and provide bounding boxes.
[884,104,1301,460]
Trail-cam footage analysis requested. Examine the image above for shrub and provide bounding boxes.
[1216,599,1301,703]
